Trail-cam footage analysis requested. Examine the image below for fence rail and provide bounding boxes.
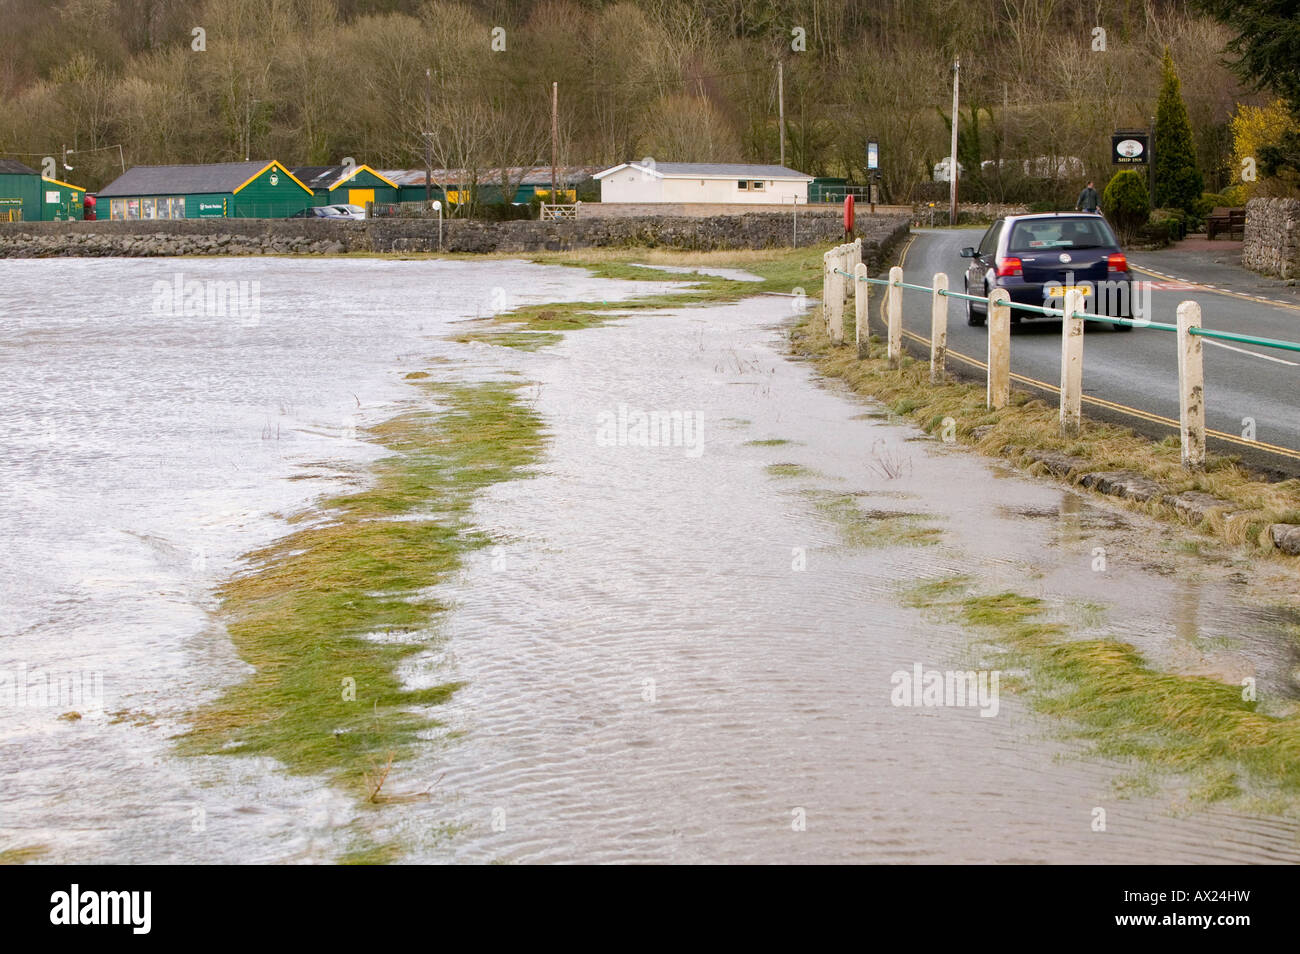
[822,252,1300,468]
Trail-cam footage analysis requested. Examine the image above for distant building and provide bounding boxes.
[96,161,313,219]
[593,162,812,204]
[291,164,399,209]
[0,159,87,221]
[374,166,599,207]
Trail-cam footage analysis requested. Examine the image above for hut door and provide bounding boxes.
[347,189,374,207]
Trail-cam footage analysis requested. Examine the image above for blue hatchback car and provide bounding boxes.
[960,212,1134,331]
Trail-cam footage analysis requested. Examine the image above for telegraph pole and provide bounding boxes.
[550,81,559,202]
[778,61,785,167]
[425,68,432,204]
[949,57,960,226]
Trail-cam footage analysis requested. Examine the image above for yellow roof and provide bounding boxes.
[327,164,399,191]
[231,160,312,195]
[42,176,86,193]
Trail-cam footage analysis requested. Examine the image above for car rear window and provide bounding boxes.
[1007,218,1116,251]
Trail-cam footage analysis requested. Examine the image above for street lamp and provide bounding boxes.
[431,199,442,251]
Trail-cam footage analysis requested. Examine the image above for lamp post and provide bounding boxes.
[431,199,442,251]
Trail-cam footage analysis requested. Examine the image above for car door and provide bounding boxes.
[968,220,1002,293]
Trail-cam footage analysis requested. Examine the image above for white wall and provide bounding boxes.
[601,170,808,204]
[600,170,664,202]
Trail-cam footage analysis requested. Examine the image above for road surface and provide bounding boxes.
[890,229,1300,475]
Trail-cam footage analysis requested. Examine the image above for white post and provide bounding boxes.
[887,265,903,368]
[855,262,869,358]
[829,259,844,344]
[822,252,831,334]
[987,288,1010,409]
[930,272,948,382]
[844,245,855,309]
[1177,300,1205,469]
[1060,289,1084,436]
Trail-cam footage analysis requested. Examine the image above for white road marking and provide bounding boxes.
[1202,337,1300,366]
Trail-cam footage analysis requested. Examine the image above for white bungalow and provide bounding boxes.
[594,161,812,204]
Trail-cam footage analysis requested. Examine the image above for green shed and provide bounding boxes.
[0,161,86,220]
[96,160,313,220]
[39,175,86,220]
[0,159,41,222]
[292,164,398,209]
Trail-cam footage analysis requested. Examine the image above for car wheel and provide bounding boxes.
[1114,320,1133,332]
[964,279,985,327]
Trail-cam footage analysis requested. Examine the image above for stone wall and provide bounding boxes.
[0,213,909,263]
[1243,197,1300,279]
[580,201,877,218]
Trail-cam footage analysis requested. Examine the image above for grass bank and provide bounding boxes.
[905,577,1300,806]
[792,293,1300,556]
[181,380,544,798]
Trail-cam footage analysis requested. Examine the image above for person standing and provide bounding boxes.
[1076,180,1100,213]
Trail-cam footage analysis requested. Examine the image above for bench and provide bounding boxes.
[1206,206,1246,240]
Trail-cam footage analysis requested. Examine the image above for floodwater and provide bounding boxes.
[2,258,1299,864]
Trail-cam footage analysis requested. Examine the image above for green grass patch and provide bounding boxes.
[766,462,816,479]
[745,438,796,447]
[0,844,50,865]
[451,330,564,351]
[906,576,1300,802]
[809,490,942,548]
[180,381,545,799]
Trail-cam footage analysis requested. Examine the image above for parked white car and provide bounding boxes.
[328,204,367,220]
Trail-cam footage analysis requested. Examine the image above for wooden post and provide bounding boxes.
[887,265,903,368]
[822,252,831,334]
[930,271,948,382]
[1177,300,1205,469]
[829,257,844,344]
[986,288,1010,409]
[1060,289,1084,436]
[855,262,869,358]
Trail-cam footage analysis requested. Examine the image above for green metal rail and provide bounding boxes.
[829,267,1300,351]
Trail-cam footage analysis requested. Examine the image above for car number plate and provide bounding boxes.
[1044,284,1091,298]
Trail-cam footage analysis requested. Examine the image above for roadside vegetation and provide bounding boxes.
[792,274,1300,557]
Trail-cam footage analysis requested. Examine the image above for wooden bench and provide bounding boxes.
[1206,206,1246,240]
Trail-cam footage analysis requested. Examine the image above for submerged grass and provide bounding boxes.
[180,380,544,796]
[907,576,1300,803]
[808,490,942,548]
[465,245,826,335]
[793,295,1300,555]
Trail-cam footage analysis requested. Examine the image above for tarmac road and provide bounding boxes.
[887,228,1300,477]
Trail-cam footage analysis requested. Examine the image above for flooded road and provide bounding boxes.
[406,294,1300,863]
[2,258,1299,863]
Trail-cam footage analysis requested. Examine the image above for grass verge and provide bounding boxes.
[792,294,1300,555]
[179,380,544,797]
[905,576,1300,805]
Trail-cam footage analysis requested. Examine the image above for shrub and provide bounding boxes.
[1103,170,1152,240]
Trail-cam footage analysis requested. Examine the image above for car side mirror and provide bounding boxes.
[959,247,976,258]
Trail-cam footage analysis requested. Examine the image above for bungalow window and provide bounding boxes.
[737,180,749,190]
[751,180,766,191]
[110,198,125,220]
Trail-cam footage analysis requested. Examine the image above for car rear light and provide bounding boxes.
[1107,253,1127,272]
[995,256,1022,278]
